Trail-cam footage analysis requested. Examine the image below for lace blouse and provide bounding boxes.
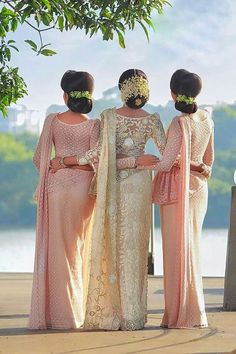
[80,111,166,170]
[149,109,214,173]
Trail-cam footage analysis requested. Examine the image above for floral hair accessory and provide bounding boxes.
[120,75,149,104]
[176,94,195,105]
[69,91,92,100]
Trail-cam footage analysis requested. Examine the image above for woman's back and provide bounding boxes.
[115,112,157,157]
[53,115,98,156]
[189,109,214,164]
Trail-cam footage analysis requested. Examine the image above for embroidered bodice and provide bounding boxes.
[83,110,166,169]
[115,113,166,157]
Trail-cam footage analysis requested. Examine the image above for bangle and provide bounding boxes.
[200,163,211,178]
[79,157,89,165]
[59,157,67,168]
[75,154,80,165]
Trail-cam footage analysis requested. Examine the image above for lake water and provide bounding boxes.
[0,228,228,276]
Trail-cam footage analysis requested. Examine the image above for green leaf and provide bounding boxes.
[42,0,51,11]
[144,17,155,31]
[58,15,64,31]
[139,21,149,42]
[117,31,125,48]
[11,18,18,32]
[41,13,52,26]
[21,6,33,23]
[0,24,5,37]
[9,45,19,52]
[25,40,38,50]
[5,48,11,61]
[40,49,57,56]
[65,10,74,26]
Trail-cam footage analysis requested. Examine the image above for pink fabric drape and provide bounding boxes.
[29,114,56,329]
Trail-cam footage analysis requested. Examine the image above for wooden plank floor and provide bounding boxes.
[0,274,236,354]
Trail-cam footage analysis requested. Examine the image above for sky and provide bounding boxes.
[9,0,236,120]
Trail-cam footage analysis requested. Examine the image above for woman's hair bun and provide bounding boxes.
[170,69,202,114]
[175,101,198,114]
[60,70,94,114]
[118,69,149,109]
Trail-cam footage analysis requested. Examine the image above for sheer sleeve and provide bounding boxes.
[202,120,214,176]
[89,119,100,149]
[33,114,53,171]
[151,113,167,155]
[79,117,136,170]
[78,119,102,168]
[146,118,182,172]
[117,156,136,169]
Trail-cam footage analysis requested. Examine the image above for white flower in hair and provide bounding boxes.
[120,75,149,105]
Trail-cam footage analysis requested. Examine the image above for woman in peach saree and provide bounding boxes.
[151,69,214,328]
[29,71,99,329]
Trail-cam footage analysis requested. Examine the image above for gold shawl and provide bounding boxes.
[84,108,122,330]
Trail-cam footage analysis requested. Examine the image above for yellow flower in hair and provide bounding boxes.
[120,76,149,104]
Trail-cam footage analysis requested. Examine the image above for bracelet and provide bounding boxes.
[59,157,67,168]
[200,163,211,178]
[79,157,89,165]
[75,154,80,165]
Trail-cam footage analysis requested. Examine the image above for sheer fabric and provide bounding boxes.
[152,109,214,328]
[84,108,166,331]
[29,114,99,329]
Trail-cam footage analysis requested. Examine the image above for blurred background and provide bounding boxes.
[0,0,235,276]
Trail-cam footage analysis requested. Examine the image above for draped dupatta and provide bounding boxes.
[29,113,56,329]
[84,109,122,330]
[176,116,192,322]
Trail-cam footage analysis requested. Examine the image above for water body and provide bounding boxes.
[0,228,228,276]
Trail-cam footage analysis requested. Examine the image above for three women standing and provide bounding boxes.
[30,67,214,331]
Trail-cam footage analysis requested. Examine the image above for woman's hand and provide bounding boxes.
[50,157,64,173]
[136,154,159,167]
[50,156,93,173]
[190,162,211,178]
[173,155,181,168]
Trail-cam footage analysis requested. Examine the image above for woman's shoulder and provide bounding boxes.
[42,112,58,129]
[90,118,101,129]
[148,112,162,122]
[202,107,214,125]
[195,108,214,127]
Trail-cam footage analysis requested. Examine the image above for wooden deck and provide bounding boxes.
[0,273,236,354]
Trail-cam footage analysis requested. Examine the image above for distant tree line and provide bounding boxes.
[0,101,235,229]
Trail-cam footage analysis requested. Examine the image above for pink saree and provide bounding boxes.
[29,114,55,329]
[29,114,98,329]
[152,111,213,328]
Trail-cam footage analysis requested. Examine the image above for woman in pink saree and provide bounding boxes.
[149,69,214,328]
[29,70,99,329]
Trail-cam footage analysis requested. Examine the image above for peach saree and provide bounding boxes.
[152,109,214,328]
[29,113,99,329]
